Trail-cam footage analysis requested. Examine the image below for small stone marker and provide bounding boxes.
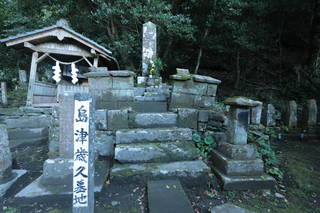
[19,70,27,84]
[176,68,190,75]
[303,99,317,127]
[142,21,157,76]
[285,100,297,128]
[1,82,7,106]
[263,104,276,126]
[73,93,95,213]
[147,179,194,213]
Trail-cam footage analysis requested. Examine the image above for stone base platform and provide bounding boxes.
[211,203,255,213]
[212,167,275,191]
[15,163,108,201]
[0,170,27,197]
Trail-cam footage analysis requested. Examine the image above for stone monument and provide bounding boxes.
[211,96,275,190]
[284,100,298,128]
[142,21,157,77]
[15,92,107,200]
[0,124,26,197]
[302,99,318,128]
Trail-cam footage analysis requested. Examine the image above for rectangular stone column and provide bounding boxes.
[303,99,317,127]
[285,100,297,128]
[251,102,262,124]
[142,21,157,76]
[262,104,276,126]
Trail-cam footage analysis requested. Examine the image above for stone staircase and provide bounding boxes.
[110,111,210,185]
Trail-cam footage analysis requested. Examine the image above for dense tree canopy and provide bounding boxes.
[0,0,319,101]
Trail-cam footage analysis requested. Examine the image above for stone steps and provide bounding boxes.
[114,141,199,164]
[110,160,210,186]
[129,112,177,128]
[115,128,192,144]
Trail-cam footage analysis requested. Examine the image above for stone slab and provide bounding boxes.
[211,151,264,176]
[212,166,275,191]
[148,179,194,213]
[170,93,195,109]
[172,80,208,96]
[132,113,177,128]
[111,160,210,186]
[9,136,48,149]
[0,170,27,197]
[193,74,221,84]
[134,96,167,102]
[15,162,109,200]
[95,109,108,130]
[95,131,115,157]
[115,128,192,144]
[115,141,199,163]
[2,116,50,128]
[134,87,146,96]
[211,203,255,213]
[8,127,48,140]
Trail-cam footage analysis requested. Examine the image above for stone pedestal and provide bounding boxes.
[0,125,26,197]
[84,70,135,109]
[211,97,275,190]
[169,69,221,110]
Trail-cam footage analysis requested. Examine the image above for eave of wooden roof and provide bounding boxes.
[0,24,112,56]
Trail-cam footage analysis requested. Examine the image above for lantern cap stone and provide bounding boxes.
[224,96,261,107]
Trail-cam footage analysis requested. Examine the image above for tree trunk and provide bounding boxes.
[234,51,240,89]
[194,28,209,74]
[307,0,320,67]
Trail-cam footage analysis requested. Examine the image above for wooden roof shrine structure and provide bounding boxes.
[0,19,119,106]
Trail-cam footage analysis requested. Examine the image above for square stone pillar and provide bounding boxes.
[211,97,275,190]
[285,100,297,128]
[303,99,318,128]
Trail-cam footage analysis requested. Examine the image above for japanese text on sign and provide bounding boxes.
[73,100,90,207]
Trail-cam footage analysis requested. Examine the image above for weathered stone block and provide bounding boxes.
[303,99,318,127]
[108,110,128,130]
[262,104,276,127]
[95,109,108,130]
[284,100,297,128]
[112,76,134,89]
[211,151,264,176]
[218,143,256,160]
[198,110,209,122]
[194,96,216,108]
[41,158,73,186]
[95,131,115,157]
[206,84,217,97]
[137,76,147,87]
[227,107,249,145]
[178,108,198,129]
[172,80,207,95]
[116,128,192,144]
[114,141,198,163]
[134,87,146,96]
[88,77,112,91]
[0,125,12,180]
[251,102,263,124]
[169,93,195,109]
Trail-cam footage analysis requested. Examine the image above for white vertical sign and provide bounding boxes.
[73,100,90,207]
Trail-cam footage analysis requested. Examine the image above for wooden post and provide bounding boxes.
[26,52,39,106]
[1,82,8,106]
[93,57,99,67]
[73,93,95,213]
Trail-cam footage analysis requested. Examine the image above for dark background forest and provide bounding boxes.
[1,0,320,104]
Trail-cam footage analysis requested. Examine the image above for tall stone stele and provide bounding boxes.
[211,96,275,190]
[302,99,318,128]
[142,21,157,76]
[0,124,26,197]
[284,100,298,128]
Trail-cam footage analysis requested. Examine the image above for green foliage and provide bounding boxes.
[4,208,18,213]
[249,125,283,180]
[192,133,217,158]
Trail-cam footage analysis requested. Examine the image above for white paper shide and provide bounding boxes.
[73,100,90,207]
